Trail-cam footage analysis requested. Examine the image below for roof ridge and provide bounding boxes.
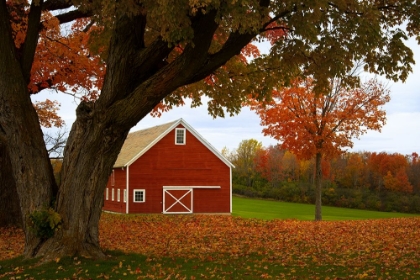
[128,119,179,136]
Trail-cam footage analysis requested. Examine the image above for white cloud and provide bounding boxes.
[351,112,420,155]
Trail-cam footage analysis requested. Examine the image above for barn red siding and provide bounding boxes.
[127,124,231,214]
[103,168,127,213]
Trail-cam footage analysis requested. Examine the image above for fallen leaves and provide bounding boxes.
[99,215,420,274]
[1,215,420,278]
[0,227,24,261]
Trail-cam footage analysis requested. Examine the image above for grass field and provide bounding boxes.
[232,195,420,220]
[1,198,419,279]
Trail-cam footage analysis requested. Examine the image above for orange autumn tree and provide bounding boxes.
[368,152,413,193]
[254,145,285,187]
[251,77,390,220]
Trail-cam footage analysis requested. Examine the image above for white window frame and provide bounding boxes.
[133,189,146,203]
[124,189,127,203]
[111,188,114,201]
[106,188,109,200]
[175,128,186,145]
[117,189,120,202]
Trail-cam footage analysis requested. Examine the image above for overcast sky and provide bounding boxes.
[33,39,420,156]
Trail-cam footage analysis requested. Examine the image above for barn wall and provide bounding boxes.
[128,124,231,214]
[103,168,127,213]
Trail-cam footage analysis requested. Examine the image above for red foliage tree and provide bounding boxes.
[255,145,285,187]
[251,77,390,220]
[369,152,413,193]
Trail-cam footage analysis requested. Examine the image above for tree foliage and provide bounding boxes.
[227,139,263,187]
[252,77,391,159]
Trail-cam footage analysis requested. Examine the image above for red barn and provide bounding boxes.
[103,119,233,214]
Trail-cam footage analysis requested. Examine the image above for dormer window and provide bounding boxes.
[175,128,186,145]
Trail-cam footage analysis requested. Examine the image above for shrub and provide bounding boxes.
[29,207,62,239]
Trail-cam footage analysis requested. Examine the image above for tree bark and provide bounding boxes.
[314,152,323,221]
[0,0,56,257]
[34,113,129,259]
[0,140,22,227]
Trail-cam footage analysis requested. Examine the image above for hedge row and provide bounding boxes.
[232,182,420,213]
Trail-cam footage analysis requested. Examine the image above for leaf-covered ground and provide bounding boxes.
[1,214,420,278]
[0,226,24,261]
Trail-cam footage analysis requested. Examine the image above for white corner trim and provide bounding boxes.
[126,165,129,214]
[230,166,232,213]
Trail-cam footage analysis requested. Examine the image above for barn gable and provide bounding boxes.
[114,118,233,169]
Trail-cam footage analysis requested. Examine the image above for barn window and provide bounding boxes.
[111,170,115,186]
[106,188,109,200]
[124,190,127,202]
[117,189,120,202]
[112,188,115,201]
[175,128,186,145]
[133,189,146,203]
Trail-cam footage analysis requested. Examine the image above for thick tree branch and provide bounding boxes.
[21,0,44,83]
[55,9,93,24]
[43,0,73,11]
[129,8,220,90]
[188,1,290,85]
[0,0,15,73]
[44,0,93,22]
[96,13,173,110]
[175,9,220,80]
[103,10,220,128]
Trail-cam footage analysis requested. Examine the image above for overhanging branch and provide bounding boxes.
[43,0,73,11]
[21,0,44,83]
[55,9,93,24]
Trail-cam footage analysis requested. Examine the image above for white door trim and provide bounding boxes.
[163,188,193,214]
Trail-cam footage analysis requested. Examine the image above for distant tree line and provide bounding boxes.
[223,140,420,213]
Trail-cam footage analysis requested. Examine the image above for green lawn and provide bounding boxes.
[232,195,420,220]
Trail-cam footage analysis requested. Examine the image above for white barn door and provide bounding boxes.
[163,187,193,214]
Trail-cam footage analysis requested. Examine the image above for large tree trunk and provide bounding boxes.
[34,114,130,259]
[314,152,322,221]
[0,0,56,257]
[0,140,22,227]
[31,13,164,260]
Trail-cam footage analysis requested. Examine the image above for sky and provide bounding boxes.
[32,39,420,156]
